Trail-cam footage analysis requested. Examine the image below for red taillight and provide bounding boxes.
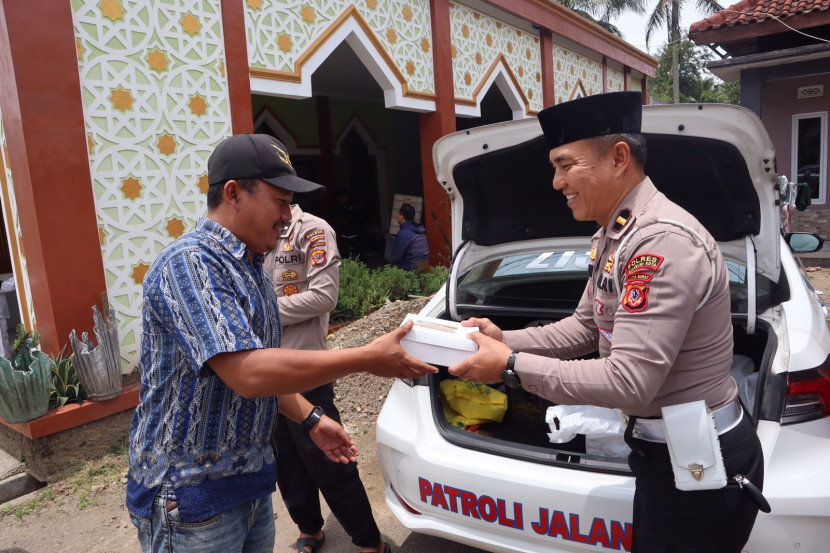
[784,366,830,424]
[390,484,422,515]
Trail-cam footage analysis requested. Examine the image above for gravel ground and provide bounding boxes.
[329,296,432,426]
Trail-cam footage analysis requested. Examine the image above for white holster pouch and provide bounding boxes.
[661,400,727,491]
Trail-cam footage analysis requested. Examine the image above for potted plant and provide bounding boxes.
[49,345,87,408]
[0,325,51,423]
[69,304,122,401]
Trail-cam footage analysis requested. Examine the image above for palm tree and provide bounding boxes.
[645,0,723,103]
[557,0,647,37]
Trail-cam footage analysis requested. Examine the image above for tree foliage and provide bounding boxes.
[556,0,646,37]
[644,0,723,103]
[647,39,740,104]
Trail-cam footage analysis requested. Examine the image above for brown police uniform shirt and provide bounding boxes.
[505,177,737,417]
[264,205,341,351]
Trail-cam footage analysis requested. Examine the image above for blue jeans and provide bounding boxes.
[129,485,275,553]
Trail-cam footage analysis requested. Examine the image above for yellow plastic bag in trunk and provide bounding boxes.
[440,379,508,429]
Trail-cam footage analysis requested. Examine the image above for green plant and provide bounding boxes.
[10,323,39,372]
[415,265,449,296]
[373,265,416,301]
[333,259,449,323]
[332,259,387,323]
[49,345,87,409]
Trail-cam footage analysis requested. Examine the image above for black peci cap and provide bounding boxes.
[208,134,325,198]
[537,91,643,150]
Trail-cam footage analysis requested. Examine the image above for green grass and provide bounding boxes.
[0,488,53,521]
[0,450,128,522]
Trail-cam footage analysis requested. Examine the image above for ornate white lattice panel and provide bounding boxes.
[0,106,36,334]
[553,44,603,104]
[71,0,232,371]
[607,66,624,92]
[245,0,434,110]
[450,2,542,116]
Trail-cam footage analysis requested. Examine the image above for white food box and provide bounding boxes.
[399,314,479,367]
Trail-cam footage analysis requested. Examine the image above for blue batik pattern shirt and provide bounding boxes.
[127,217,281,523]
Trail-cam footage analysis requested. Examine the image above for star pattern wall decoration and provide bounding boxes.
[245,0,434,95]
[450,2,543,114]
[553,44,603,104]
[71,0,231,371]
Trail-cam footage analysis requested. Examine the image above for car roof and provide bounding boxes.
[433,103,780,281]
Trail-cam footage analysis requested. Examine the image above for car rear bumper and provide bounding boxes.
[377,379,635,553]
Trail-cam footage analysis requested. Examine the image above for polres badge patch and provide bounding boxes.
[622,281,649,313]
[625,254,663,275]
[311,248,327,267]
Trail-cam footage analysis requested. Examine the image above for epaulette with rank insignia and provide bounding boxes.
[612,209,631,232]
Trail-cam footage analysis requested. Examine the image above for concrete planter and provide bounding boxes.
[70,305,122,402]
[0,351,51,424]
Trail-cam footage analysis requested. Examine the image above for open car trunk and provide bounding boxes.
[421,103,786,474]
[426,308,777,474]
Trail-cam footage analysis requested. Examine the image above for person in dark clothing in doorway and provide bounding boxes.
[388,203,429,270]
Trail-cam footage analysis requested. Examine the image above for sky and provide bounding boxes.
[611,3,717,55]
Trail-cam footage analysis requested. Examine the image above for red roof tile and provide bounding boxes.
[689,0,830,33]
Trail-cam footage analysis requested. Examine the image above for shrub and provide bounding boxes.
[416,265,449,296]
[332,259,388,323]
[332,260,449,323]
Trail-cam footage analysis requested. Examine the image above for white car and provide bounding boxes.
[376,104,830,553]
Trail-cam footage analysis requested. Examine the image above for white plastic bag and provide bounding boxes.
[546,405,630,457]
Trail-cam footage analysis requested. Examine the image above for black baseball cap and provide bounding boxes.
[208,134,325,198]
[537,91,642,150]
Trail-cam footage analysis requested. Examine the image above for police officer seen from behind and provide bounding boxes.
[265,204,389,553]
[448,92,765,552]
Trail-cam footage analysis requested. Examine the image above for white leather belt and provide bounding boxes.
[630,398,743,443]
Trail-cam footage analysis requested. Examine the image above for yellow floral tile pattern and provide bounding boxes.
[71,0,232,371]
[607,66,624,92]
[450,2,542,113]
[0,106,36,332]
[245,0,434,95]
[553,44,603,104]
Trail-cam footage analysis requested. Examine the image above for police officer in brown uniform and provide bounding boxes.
[449,92,765,552]
[265,205,389,553]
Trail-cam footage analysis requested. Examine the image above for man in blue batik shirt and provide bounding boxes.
[127,134,435,553]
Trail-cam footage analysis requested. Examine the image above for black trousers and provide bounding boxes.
[275,383,381,548]
[624,411,764,553]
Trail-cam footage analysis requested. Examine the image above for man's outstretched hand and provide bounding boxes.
[309,416,359,464]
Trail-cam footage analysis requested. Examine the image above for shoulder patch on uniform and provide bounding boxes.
[626,272,653,283]
[305,228,325,241]
[598,327,613,344]
[310,248,327,267]
[622,281,649,313]
[625,253,663,275]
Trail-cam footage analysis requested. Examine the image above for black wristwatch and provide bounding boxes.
[502,351,521,389]
[301,405,324,431]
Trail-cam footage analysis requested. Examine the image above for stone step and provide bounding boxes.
[0,444,44,505]
[0,471,45,504]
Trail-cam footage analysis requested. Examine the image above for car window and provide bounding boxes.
[455,250,789,314]
[726,259,789,313]
[456,249,591,311]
